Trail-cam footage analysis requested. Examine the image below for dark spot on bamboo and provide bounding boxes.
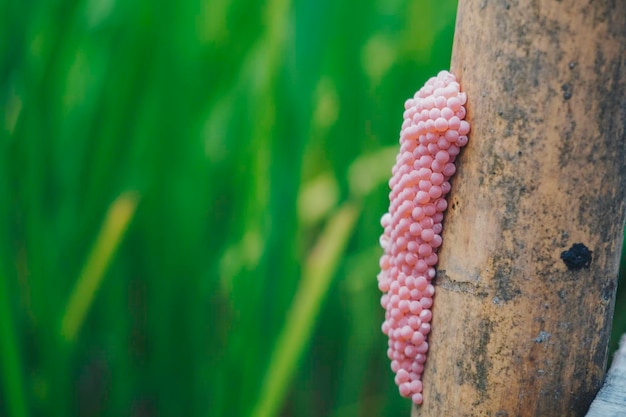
[561,83,572,100]
[533,331,551,344]
[473,319,493,400]
[493,263,521,301]
[560,243,592,270]
[601,280,616,301]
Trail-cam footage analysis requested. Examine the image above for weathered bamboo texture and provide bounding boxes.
[412,1,626,416]
[585,334,626,416]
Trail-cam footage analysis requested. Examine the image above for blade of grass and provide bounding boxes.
[250,201,360,417]
[347,146,397,198]
[60,191,139,343]
[0,271,28,417]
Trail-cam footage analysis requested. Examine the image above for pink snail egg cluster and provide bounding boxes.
[378,70,469,405]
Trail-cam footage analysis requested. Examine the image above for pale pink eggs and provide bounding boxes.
[378,70,469,405]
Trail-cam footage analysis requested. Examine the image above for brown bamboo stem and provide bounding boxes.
[413,1,626,416]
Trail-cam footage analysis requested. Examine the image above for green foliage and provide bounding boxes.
[1,1,623,417]
[0,1,458,415]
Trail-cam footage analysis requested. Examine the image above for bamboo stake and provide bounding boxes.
[586,334,626,416]
[413,1,626,416]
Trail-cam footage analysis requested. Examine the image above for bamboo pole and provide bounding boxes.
[413,1,626,416]
[586,334,626,416]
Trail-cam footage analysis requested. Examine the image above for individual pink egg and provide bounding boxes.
[418,243,433,257]
[427,143,439,154]
[406,228,420,244]
[415,260,428,273]
[421,228,435,242]
[441,107,455,119]
[399,287,410,299]
[425,132,438,143]
[444,130,459,145]
[443,163,456,177]
[419,217,433,229]
[435,150,450,164]
[410,380,424,394]
[409,301,423,315]
[447,96,461,111]
[407,315,420,328]
[431,159,445,173]
[430,172,444,185]
[425,253,438,267]
[418,180,432,191]
[457,135,469,147]
[428,108,441,120]
[414,144,428,157]
[414,276,428,291]
[420,297,433,309]
[428,186,443,199]
[411,362,424,374]
[434,117,448,132]
[411,331,425,345]
[423,204,437,217]
[448,145,461,157]
[415,191,430,204]
[434,199,447,212]
[419,155,434,166]
[448,116,461,131]
[403,125,419,140]
[399,383,412,397]
[405,344,417,358]
[424,284,435,298]
[416,167,432,179]
[401,325,413,340]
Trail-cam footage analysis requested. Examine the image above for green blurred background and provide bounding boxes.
[1,1,624,416]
